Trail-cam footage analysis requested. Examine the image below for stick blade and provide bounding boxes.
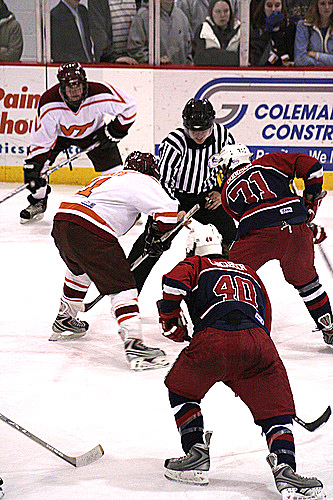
[295,406,331,432]
[307,405,331,432]
[74,444,104,467]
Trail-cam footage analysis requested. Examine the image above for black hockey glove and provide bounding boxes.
[143,216,172,258]
[157,301,190,342]
[93,121,128,149]
[23,159,46,193]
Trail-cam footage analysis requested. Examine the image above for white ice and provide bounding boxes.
[0,183,332,500]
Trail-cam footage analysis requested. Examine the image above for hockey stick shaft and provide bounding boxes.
[294,405,331,432]
[0,141,100,205]
[83,203,200,312]
[317,243,333,277]
[130,203,200,272]
[0,412,104,467]
[308,223,333,277]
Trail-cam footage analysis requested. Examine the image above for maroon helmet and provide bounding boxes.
[124,151,160,180]
[57,62,88,110]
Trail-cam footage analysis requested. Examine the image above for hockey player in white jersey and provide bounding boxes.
[50,151,181,370]
[20,61,137,223]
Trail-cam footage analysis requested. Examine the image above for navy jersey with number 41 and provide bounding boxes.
[160,255,272,336]
[221,152,323,239]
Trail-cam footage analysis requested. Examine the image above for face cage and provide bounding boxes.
[60,80,88,108]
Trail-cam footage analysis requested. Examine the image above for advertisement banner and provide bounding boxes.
[0,66,332,186]
[154,69,333,174]
[0,65,153,183]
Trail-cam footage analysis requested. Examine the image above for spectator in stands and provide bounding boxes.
[0,0,23,60]
[51,0,94,63]
[193,0,240,65]
[178,0,239,34]
[287,0,311,24]
[250,0,296,66]
[88,0,139,64]
[294,0,333,65]
[127,0,193,64]
[250,0,262,17]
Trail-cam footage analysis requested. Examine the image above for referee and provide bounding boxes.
[128,98,237,292]
[159,97,237,248]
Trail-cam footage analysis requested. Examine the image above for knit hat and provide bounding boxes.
[0,0,10,20]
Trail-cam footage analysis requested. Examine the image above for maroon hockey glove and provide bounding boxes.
[310,223,327,245]
[303,190,327,223]
[157,302,189,342]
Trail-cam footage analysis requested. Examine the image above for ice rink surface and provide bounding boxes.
[0,183,332,500]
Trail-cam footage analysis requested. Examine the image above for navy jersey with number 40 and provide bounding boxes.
[221,152,323,239]
[161,255,272,336]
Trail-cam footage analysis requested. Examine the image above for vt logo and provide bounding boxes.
[60,120,95,137]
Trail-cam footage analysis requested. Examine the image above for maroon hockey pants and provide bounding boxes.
[165,327,295,422]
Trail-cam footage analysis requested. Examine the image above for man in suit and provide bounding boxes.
[51,0,94,63]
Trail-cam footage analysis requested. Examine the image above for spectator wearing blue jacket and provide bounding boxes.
[294,0,333,65]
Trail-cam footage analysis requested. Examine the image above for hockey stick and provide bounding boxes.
[316,243,333,277]
[0,141,100,205]
[83,203,201,312]
[294,405,331,432]
[0,412,104,467]
[308,223,333,277]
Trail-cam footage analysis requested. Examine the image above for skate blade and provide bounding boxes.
[49,331,87,341]
[164,468,209,485]
[282,488,326,500]
[129,356,169,371]
[20,213,45,224]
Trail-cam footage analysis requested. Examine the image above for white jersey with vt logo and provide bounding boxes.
[55,170,179,239]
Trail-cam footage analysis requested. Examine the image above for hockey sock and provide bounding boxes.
[258,415,295,470]
[295,275,332,330]
[169,390,204,453]
[63,270,91,301]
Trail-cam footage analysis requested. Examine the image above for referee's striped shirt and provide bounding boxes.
[159,123,236,199]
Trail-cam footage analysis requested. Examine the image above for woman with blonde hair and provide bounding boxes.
[294,0,333,64]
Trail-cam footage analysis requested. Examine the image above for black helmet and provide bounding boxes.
[182,98,215,130]
[57,62,88,111]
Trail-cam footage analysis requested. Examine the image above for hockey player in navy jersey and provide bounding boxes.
[157,223,325,498]
[218,145,332,347]
[20,62,137,223]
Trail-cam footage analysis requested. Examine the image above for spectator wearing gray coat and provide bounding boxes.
[127,0,193,64]
[0,0,23,61]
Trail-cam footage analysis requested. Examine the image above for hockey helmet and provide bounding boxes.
[124,151,160,180]
[182,98,215,131]
[57,62,88,110]
[217,144,252,176]
[186,222,223,257]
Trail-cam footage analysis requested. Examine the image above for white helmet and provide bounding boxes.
[186,223,223,257]
[217,144,252,176]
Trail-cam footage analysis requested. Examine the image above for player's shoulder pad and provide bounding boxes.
[38,84,62,110]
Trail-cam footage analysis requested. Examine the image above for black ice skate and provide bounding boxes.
[164,431,212,485]
[267,453,326,499]
[20,196,47,224]
[50,305,89,341]
[0,477,3,498]
[123,338,168,371]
